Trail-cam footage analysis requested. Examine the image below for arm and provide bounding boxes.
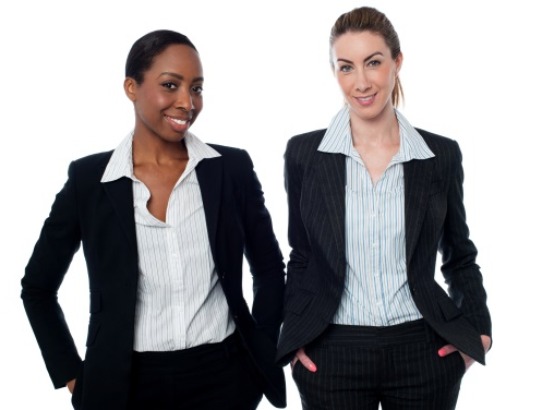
[283,139,318,372]
[438,142,492,365]
[241,151,286,344]
[21,162,83,388]
[284,138,311,297]
[439,142,492,337]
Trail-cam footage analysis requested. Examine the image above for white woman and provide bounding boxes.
[276,7,492,409]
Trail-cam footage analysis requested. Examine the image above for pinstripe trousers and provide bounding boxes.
[292,320,465,410]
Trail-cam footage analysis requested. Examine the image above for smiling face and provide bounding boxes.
[331,30,402,125]
[124,44,204,144]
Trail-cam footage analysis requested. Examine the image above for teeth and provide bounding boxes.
[172,118,187,125]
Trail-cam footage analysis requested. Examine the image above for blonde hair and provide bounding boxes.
[330,7,404,106]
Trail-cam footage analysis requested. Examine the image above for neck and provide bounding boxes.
[132,131,188,166]
[350,105,399,147]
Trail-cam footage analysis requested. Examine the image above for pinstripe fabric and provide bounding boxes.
[277,122,491,367]
[292,321,464,410]
[318,107,434,326]
[101,132,235,351]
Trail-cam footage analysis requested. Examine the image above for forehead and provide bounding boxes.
[332,31,391,60]
[148,44,203,77]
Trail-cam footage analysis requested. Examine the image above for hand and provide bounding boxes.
[291,347,317,372]
[438,335,492,371]
[66,379,76,394]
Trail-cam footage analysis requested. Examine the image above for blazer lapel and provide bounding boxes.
[404,157,435,266]
[196,157,223,256]
[103,177,137,247]
[316,151,346,260]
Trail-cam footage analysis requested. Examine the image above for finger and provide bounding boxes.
[296,348,317,372]
[438,344,458,357]
[66,379,76,394]
[290,356,298,368]
[459,352,475,370]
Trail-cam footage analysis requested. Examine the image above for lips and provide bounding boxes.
[165,115,192,133]
[354,93,377,107]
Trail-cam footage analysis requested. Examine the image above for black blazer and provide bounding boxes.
[22,145,286,409]
[276,128,492,366]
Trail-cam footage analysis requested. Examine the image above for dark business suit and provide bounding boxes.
[276,127,491,371]
[22,145,286,409]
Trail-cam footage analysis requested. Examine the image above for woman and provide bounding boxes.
[22,30,286,410]
[276,7,492,410]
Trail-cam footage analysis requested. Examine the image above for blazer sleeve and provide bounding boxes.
[240,151,285,343]
[283,138,311,298]
[21,161,83,388]
[439,142,492,338]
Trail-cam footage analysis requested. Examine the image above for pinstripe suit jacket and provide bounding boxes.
[276,128,492,366]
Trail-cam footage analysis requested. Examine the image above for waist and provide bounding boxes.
[132,332,244,369]
[319,319,435,347]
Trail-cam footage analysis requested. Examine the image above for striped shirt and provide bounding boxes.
[318,106,434,326]
[101,132,235,351]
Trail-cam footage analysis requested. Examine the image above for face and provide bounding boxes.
[331,31,402,124]
[124,44,204,143]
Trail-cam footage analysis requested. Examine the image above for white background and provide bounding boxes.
[1,0,552,408]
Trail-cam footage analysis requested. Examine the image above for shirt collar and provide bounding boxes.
[318,106,434,162]
[101,131,221,183]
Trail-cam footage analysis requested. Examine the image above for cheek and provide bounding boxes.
[141,87,172,106]
[193,96,203,112]
[336,76,353,95]
[383,69,397,89]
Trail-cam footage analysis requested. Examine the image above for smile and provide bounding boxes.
[165,115,192,132]
[355,94,376,106]
[166,116,190,125]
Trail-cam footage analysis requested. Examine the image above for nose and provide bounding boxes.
[176,89,194,112]
[355,71,371,93]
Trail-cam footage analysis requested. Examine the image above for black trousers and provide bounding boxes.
[292,320,465,410]
[128,333,263,410]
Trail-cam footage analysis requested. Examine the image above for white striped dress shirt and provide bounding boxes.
[101,132,235,351]
[319,107,435,326]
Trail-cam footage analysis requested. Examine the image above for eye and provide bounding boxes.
[367,60,381,68]
[339,65,353,73]
[192,85,203,95]
[162,82,178,90]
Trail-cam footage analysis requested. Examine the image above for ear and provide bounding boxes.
[395,52,403,75]
[124,77,138,102]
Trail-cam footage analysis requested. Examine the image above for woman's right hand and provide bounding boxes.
[291,347,317,373]
[66,379,76,394]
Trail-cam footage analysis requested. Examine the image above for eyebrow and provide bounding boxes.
[158,72,204,82]
[336,51,384,64]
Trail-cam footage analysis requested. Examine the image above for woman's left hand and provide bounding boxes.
[438,335,491,371]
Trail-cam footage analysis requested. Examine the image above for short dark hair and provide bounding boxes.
[125,29,197,84]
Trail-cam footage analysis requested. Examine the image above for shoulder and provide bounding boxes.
[206,144,255,180]
[207,143,251,167]
[285,129,327,163]
[287,129,326,151]
[207,143,248,160]
[416,128,461,152]
[69,151,114,180]
[415,128,462,162]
